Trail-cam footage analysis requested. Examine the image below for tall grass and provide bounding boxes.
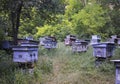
[38,42,116,84]
[0,43,120,84]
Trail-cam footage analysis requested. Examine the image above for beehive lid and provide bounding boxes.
[110,60,120,67]
[92,42,115,47]
[111,60,120,63]
[21,42,38,46]
[12,45,38,51]
[81,41,88,45]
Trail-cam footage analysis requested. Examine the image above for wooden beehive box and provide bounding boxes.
[12,46,38,63]
[72,40,88,53]
[44,37,57,49]
[92,42,115,58]
[12,40,39,63]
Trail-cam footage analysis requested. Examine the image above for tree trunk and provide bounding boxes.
[11,11,16,45]
[81,0,87,6]
[11,1,23,45]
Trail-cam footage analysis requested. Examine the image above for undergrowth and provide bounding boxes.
[0,43,120,84]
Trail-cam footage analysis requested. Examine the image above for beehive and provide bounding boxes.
[92,42,115,58]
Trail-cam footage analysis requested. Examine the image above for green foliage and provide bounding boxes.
[0,0,65,42]
[97,61,114,74]
[65,0,83,18]
[0,13,11,40]
[110,10,120,36]
[0,0,120,41]
[78,4,106,28]
[0,28,5,41]
[19,8,38,38]
[36,15,74,41]
[71,4,108,38]
[13,69,43,84]
[39,59,53,74]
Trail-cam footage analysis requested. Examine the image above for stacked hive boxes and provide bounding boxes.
[12,40,39,63]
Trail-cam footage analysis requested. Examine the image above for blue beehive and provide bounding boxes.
[44,38,53,49]
[64,35,76,46]
[20,40,39,46]
[12,40,39,63]
[13,46,38,63]
[92,42,115,58]
[111,60,120,84]
[72,40,88,53]
[52,41,57,48]
[39,37,46,46]
[44,37,57,49]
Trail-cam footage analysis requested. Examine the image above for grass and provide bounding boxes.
[39,42,115,84]
[0,42,120,84]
